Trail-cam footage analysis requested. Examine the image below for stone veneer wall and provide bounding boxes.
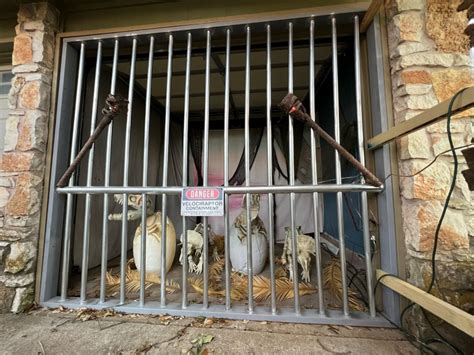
[0,3,58,312]
[386,0,473,341]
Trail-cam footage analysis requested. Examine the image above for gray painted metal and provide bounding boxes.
[266,24,277,316]
[181,32,192,309]
[331,17,349,317]
[309,19,324,315]
[42,12,393,327]
[354,16,376,318]
[60,42,85,302]
[42,297,391,327]
[244,25,254,314]
[81,41,102,304]
[366,16,401,326]
[160,34,174,308]
[223,28,232,311]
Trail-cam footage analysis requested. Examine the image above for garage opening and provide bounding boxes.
[41,10,387,326]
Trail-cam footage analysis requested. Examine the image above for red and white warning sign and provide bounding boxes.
[181,187,224,217]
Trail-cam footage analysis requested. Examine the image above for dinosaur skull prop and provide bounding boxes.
[179,223,220,274]
[108,193,152,221]
[281,226,316,282]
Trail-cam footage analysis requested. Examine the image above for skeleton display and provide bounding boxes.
[179,223,221,274]
[108,194,177,275]
[230,194,268,275]
[281,226,316,282]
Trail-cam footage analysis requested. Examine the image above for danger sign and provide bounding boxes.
[181,187,224,217]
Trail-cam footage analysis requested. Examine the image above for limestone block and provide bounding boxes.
[431,133,467,156]
[5,214,40,228]
[0,152,43,172]
[31,31,55,68]
[12,63,41,74]
[399,160,451,201]
[403,200,469,252]
[398,69,431,86]
[400,52,455,68]
[392,12,424,42]
[395,92,438,112]
[17,110,47,152]
[18,81,50,111]
[0,174,16,188]
[453,54,472,66]
[5,173,42,216]
[394,109,424,124]
[426,119,467,134]
[11,286,34,313]
[396,0,424,11]
[0,273,34,287]
[398,130,432,160]
[4,241,36,274]
[431,68,474,117]
[396,84,433,96]
[0,228,34,242]
[8,76,25,110]
[426,0,469,54]
[3,115,20,152]
[12,34,32,66]
[0,187,10,209]
[17,3,59,29]
[0,282,15,313]
[391,41,433,58]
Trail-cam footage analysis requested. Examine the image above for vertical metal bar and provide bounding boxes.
[309,19,325,315]
[81,40,102,304]
[140,36,155,306]
[60,42,85,302]
[266,24,277,315]
[244,25,254,314]
[114,38,137,304]
[288,22,300,315]
[332,16,349,316]
[202,30,211,309]
[181,32,192,309]
[101,39,120,304]
[223,28,232,311]
[354,15,376,317]
[160,34,173,308]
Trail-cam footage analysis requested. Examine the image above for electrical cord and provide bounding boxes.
[372,87,469,355]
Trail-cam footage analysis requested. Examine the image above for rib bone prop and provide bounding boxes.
[57,94,128,188]
[281,226,316,283]
[279,93,382,187]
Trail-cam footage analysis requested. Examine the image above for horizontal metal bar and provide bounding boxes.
[154,85,308,100]
[368,85,474,150]
[56,184,383,195]
[43,297,391,327]
[62,3,368,43]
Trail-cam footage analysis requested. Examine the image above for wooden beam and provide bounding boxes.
[360,0,383,33]
[376,270,474,337]
[368,86,474,150]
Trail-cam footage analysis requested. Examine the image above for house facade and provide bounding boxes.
[0,0,472,349]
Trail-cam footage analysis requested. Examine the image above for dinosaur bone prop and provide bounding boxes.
[179,223,221,274]
[57,94,128,188]
[279,93,382,187]
[281,226,316,282]
[230,194,268,275]
[108,194,176,275]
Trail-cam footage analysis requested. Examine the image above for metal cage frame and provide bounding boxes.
[39,8,398,327]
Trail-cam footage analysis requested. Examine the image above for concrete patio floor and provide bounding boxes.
[0,308,419,354]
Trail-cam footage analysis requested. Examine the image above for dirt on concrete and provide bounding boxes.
[0,308,419,354]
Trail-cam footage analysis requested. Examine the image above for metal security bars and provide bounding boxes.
[42,10,389,326]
